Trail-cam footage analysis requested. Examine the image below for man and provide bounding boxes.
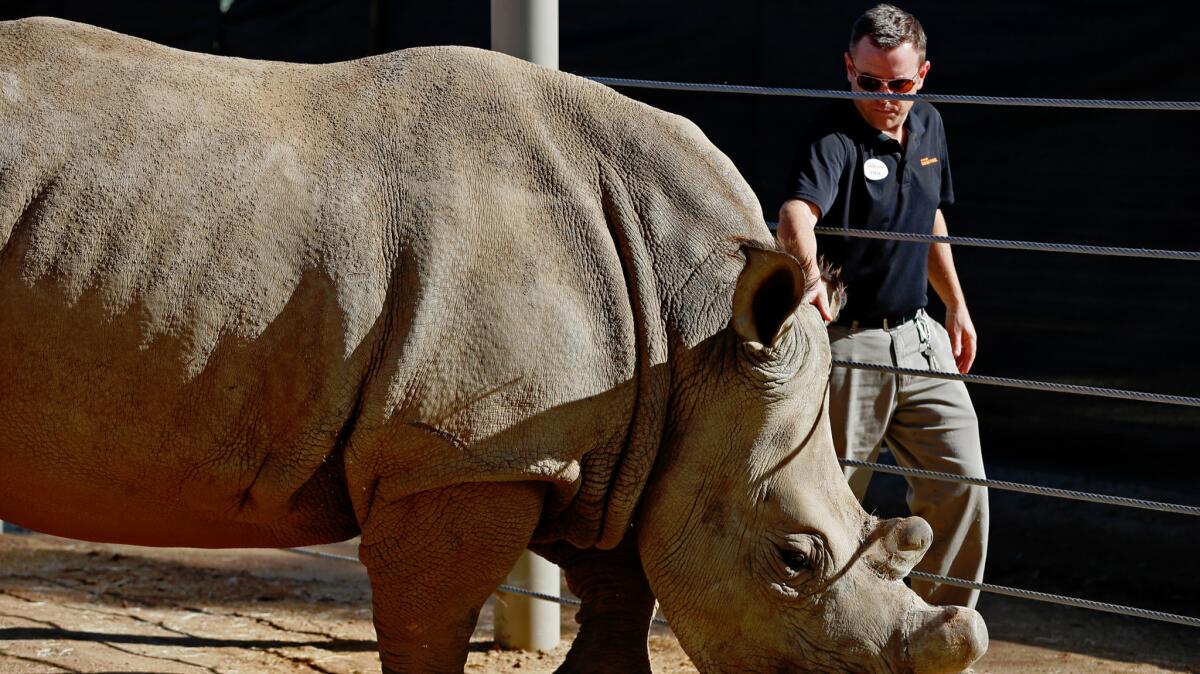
[776,3,987,608]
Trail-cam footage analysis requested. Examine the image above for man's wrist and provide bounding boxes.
[941,294,968,312]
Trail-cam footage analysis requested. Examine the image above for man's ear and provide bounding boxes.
[732,246,806,347]
[916,59,932,91]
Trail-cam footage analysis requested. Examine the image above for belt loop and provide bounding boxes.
[881,317,890,330]
[850,320,860,330]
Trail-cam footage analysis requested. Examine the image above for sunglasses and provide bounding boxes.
[850,63,920,94]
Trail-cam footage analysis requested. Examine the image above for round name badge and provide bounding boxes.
[863,158,889,181]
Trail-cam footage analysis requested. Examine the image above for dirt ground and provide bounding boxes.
[0,534,1196,673]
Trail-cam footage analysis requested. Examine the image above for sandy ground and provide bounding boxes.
[0,534,1196,673]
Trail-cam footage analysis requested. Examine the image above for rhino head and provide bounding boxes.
[635,246,987,673]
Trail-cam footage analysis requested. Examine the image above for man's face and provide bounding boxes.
[844,39,930,133]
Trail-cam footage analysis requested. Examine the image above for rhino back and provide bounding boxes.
[0,17,391,358]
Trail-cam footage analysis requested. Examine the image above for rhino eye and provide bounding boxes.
[777,546,811,573]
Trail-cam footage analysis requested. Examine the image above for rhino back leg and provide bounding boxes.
[533,536,655,674]
[358,480,545,673]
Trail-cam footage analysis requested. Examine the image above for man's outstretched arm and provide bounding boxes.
[777,198,831,321]
[927,208,977,373]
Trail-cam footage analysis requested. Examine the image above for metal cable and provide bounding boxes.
[586,76,1200,111]
[799,225,1200,262]
[838,459,1200,517]
[281,547,670,626]
[908,571,1200,628]
[282,548,1199,630]
[494,584,672,627]
[834,359,1200,408]
[284,547,361,564]
[495,584,581,609]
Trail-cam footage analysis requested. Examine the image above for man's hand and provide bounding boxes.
[777,199,832,322]
[944,304,977,374]
[927,209,975,372]
[806,276,832,322]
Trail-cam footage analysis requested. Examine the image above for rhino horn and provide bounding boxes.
[906,604,989,674]
[881,516,933,580]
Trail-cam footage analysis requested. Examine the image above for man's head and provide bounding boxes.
[844,4,930,134]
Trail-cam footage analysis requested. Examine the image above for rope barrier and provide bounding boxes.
[586,76,1200,112]
[281,548,1199,629]
[838,459,1200,517]
[908,571,1200,629]
[794,225,1200,262]
[834,359,1200,408]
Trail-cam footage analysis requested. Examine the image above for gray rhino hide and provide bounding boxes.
[0,18,772,550]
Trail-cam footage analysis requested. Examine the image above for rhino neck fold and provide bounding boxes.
[533,163,671,550]
[592,163,672,550]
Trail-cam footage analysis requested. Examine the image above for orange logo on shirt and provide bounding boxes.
[920,156,939,167]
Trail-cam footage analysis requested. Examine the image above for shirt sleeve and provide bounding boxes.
[785,131,849,218]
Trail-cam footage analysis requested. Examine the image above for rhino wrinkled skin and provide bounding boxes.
[0,18,986,673]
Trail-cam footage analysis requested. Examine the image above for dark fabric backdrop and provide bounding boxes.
[1,1,1195,504]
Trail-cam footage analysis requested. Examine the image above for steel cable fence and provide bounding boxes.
[907,571,1200,628]
[833,359,1200,408]
[787,225,1200,262]
[837,458,1200,516]
[282,547,1200,629]
[586,76,1200,111]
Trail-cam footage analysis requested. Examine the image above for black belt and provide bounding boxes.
[833,309,920,329]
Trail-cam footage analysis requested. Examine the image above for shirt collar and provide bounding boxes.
[847,101,926,148]
[906,105,926,137]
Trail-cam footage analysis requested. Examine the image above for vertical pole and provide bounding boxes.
[489,0,561,654]
[490,0,559,70]
[494,550,560,651]
[367,0,384,56]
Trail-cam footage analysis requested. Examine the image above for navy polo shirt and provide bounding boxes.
[787,100,953,320]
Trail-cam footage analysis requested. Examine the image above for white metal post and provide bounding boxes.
[490,0,559,70]
[494,549,560,651]
[489,0,561,653]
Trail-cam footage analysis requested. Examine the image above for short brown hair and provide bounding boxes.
[849,4,927,62]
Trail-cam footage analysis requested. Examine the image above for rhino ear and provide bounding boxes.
[732,246,807,347]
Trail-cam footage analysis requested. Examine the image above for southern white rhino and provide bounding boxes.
[0,17,987,673]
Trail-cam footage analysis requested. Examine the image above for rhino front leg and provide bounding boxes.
[359,481,545,674]
[533,535,656,674]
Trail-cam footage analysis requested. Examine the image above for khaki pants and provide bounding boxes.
[828,310,988,608]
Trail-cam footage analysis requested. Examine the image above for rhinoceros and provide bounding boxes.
[0,17,986,673]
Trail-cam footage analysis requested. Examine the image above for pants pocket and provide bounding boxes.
[925,316,957,372]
